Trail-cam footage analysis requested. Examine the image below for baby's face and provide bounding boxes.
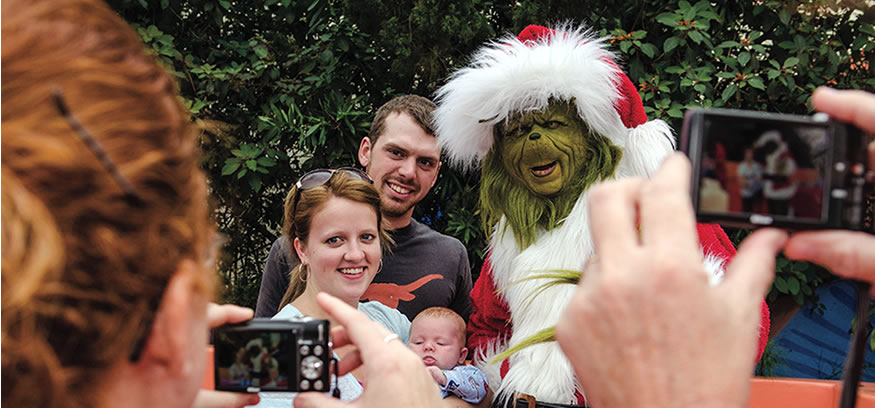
[408,316,465,370]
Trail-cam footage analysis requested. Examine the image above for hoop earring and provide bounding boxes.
[376,259,383,274]
[299,264,308,282]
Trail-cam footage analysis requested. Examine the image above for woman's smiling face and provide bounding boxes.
[294,196,382,304]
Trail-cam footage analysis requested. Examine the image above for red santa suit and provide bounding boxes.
[434,24,770,406]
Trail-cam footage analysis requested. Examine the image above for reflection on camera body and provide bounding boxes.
[213,317,333,393]
[682,108,872,232]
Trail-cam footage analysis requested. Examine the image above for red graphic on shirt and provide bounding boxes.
[360,274,442,308]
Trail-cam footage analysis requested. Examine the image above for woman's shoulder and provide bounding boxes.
[358,301,411,342]
[272,304,303,319]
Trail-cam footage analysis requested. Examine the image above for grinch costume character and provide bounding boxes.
[434,24,770,406]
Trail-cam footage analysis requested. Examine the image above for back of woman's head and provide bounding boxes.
[279,171,391,305]
[1,0,214,406]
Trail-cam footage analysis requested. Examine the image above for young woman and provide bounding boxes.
[257,169,410,404]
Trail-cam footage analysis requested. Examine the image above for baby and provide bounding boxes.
[408,307,488,404]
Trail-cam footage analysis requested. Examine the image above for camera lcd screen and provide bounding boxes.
[696,114,830,222]
[214,330,291,391]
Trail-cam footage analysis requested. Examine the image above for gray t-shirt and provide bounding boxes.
[254,219,472,322]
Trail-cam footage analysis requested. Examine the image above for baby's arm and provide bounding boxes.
[427,366,447,386]
[441,365,488,404]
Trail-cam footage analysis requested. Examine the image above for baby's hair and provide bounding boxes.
[411,307,467,345]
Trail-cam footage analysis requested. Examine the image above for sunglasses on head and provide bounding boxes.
[291,167,372,215]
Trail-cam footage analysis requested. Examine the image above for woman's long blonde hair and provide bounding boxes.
[1,0,214,406]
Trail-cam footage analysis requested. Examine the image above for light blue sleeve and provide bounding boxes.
[441,365,488,404]
[357,301,412,344]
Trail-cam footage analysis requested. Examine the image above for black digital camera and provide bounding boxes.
[213,317,333,393]
[680,108,871,231]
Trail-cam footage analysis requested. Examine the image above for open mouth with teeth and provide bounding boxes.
[388,182,412,195]
[530,161,558,177]
[338,267,366,277]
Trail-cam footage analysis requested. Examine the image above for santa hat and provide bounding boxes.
[434,23,674,175]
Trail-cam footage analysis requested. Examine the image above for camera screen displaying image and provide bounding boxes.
[214,330,291,391]
[687,110,833,226]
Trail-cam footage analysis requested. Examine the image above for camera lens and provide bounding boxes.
[301,355,323,380]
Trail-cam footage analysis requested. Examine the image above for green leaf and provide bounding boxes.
[254,45,268,59]
[776,257,789,269]
[721,84,737,101]
[231,149,245,158]
[783,57,799,68]
[221,161,240,176]
[694,83,707,93]
[774,276,789,293]
[738,52,751,66]
[656,14,679,27]
[219,0,231,10]
[787,277,800,295]
[248,176,262,192]
[665,65,685,74]
[748,77,765,90]
[664,37,681,53]
[620,41,632,53]
[256,157,277,167]
[246,159,257,170]
[716,72,735,79]
[767,69,781,80]
[778,9,791,26]
[688,30,704,44]
[718,40,739,48]
[639,43,658,58]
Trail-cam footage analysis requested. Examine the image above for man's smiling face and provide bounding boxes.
[358,111,442,220]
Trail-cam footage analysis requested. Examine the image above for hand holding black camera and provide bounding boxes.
[212,317,333,394]
[680,90,873,232]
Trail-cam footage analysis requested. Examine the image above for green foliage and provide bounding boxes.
[109,0,873,308]
[755,338,789,377]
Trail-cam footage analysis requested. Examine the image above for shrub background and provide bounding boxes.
[108,0,873,311]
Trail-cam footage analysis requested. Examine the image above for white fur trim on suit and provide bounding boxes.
[434,24,630,171]
[615,119,676,179]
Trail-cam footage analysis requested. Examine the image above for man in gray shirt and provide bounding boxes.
[255,95,472,322]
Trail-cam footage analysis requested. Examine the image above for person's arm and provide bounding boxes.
[441,365,489,404]
[450,244,473,322]
[254,236,294,317]
[555,154,787,408]
[784,88,875,293]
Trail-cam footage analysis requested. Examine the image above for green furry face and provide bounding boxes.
[497,102,586,197]
[481,99,623,249]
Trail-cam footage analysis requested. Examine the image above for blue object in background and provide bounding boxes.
[765,279,875,381]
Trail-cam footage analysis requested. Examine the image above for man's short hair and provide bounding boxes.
[411,306,467,345]
[368,95,437,143]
